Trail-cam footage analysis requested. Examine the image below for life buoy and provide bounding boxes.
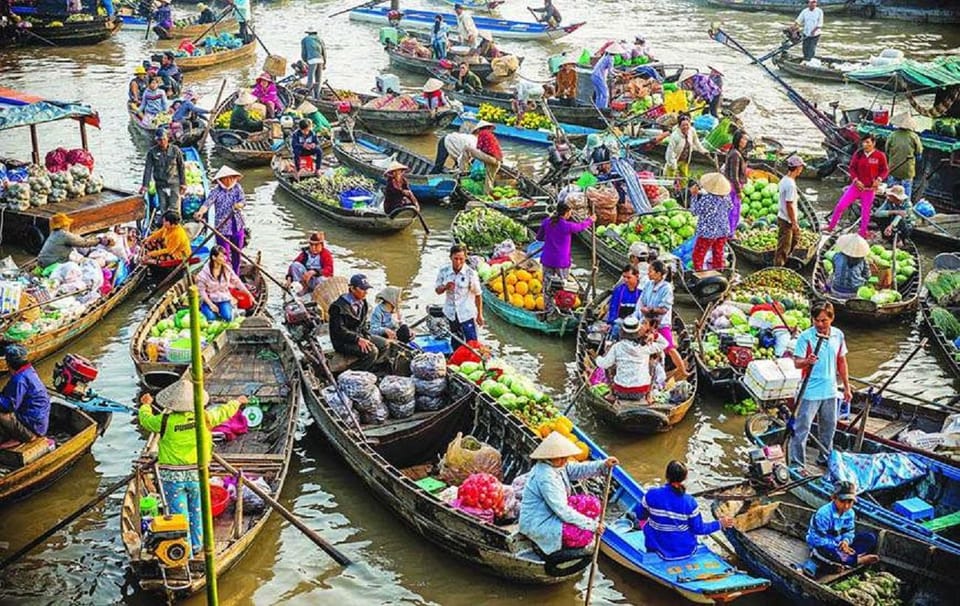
[543,547,593,577]
[689,273,728,302]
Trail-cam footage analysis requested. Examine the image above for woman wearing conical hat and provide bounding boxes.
[194,165,247,273]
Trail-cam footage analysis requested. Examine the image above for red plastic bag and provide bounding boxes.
[66,148,94,171]
[45,147,69,173]
[562,494,602,548]
[231,288,253,310]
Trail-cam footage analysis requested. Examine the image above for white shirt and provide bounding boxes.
[457,12,479,45]
[778,175,798,223]
[443,132,479,171]
[796,7,823,37]
[595,335,667,389]
[436,264,481,322]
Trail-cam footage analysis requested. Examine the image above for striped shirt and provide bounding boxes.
[639,484,720,560]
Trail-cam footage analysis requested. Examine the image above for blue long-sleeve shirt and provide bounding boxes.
[639,484,719,560]
[172,99,209,123]
[606,283,641,324]
[806,501,855,551]
[0,364,51,436]
[291,130,321,157]
[831,252,871,295]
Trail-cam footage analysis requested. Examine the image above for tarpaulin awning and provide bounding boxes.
[857,122,960,154]
[847,56,960,93]
[0,87,100,131]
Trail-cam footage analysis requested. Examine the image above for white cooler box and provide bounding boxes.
[744,358,801,402]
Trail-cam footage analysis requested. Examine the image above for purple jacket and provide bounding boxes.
[536,215,593,269]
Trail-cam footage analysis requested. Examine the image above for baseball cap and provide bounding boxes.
[786,154,806,168]
[349,274,372,290]
[834,480,857,501]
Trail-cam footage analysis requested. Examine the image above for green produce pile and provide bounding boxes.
[737,227,819,254]
[741,267,809,293]
[931,307,960,340]
[291,170,375,207]
[451,361,561,430]
[595,201,695,252]
[925,270,960,306]
[830,570,903,605]
[452,207,528,252]
[823,243,916,303]
[148,308,243,343]
[724,397,759,416]
[739,178,781,225]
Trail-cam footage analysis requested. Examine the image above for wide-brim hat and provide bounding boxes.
[422,78,444,93]
[605,43,627,55]
[478,30,493,42]
[50,213,73,230]
[836,233,870,258]
[472,120,495,133]
[530,431,582,460]
[700,172,732,196]
[296,100,317,114]
[236,91,256,106]
[376,286,402,307]
[892,112,917,131]
[256,72,273,83]
[384,160,408,174]
[212,165,242,182]
[156,376,209,412]
[886,184,907,201]
[197,2,207,9]
[708,65,724,76]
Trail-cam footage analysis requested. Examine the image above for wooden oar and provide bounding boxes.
[196,79,227,150]
[211,452,351,566]
[190,7,233,45]
[583,465,614,606]
[848,375,958,411]
[327,0,386,19]
[22,26,56,46]
[195,217,298,299]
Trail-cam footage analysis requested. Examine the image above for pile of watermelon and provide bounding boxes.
[458,473,505,512]
[740,178,780,226]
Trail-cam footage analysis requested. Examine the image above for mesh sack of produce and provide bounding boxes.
[386,399,416,419]
[561,493,602,548]
[415,393,447,412]
[355,388,388,425]
[337,370,378,399]
[438,432,503,484]
[320,385,353,418]
[414,376,447,397]
[378,375,416,402]
[586,186,619,225]
[457,472,504,510]
[497,484,518,523]
[410,352,446,380]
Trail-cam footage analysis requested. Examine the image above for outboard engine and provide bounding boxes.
[52,354,99,398]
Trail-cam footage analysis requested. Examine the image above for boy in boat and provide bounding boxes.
[328,274,388,371]
[142,210,192,266]
[805,480,879,575]
[0,345,50,445]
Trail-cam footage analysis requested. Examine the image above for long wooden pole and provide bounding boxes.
[197,79,227,150]
[188,286,219,605]
[584,466,613,606]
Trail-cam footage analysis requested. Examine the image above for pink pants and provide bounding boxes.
[828,185,875,237]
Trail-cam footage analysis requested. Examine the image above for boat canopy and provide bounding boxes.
[0,88,101,132]
[847,57,960,93]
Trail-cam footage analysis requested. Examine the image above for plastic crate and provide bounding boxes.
[411,335,453,355]
[415,477,447,493]
[893,497,934,522]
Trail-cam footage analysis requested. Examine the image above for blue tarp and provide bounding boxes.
[0,88,99,131]
[827,450,928,494]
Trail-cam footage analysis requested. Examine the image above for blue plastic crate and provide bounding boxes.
[411,335,453,355]
[892,497,934,522]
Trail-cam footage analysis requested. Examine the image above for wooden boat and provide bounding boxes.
[349,6,585,41]
[444,84,607,129]
[576,292,698,433]
[289,86,457,136]
[481,279,581,337]
[450,105,596,147]
[4,13,123,47]
[130,259,269,391]
[438,0,504,12]
[330,130,458,202]
[921,291,960,383]
[715,500,959,606]
[812,233,921,322]
[296,337,595,583]
[210,89,295,167]
[271,155,422,233]
[384,40,522,84]
[162,16,239,40]
[870,2,960,24]
[174,38,256,72]
[0,400,103,504]
[120,320,301,598]
[704,0,854,14]
[912,213,960,250]
[773,53,857,84]
[745,413,960,556]
[456,163,552,227]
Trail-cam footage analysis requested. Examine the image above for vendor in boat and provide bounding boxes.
[791,300,851,468]
[0,345,50,444]
[634,460,734,559]
[885,112,923,200]
[473,120,503,193]
[38,213,112,268]
[228,0,252,43]
[536,200,594,315]
[139,378,245,557]
[252,72,283,120]
[196,245,252,321]
[158,51,182,98]
[290,119,322,181]
[518,432,617,557]
[596,314,668,403]
[141,128,186,220]
[383,162,420,216]
[430,14,449,61]
[795,0,824,62]
[152,0,174,40]
[285,231,333,296]
[433,131,479,174]
[723,130,749,236]
[476,31,502,60]
[142,210,192,266]
[197,2,216,24]
[171,88,209,133]
[664,113,709,182]
[137,77,169,122]
[631,34,653,63]
[328,273,388,372]
[529,0,562,28]
[454,61,484,94]
[689,172,733,272]
[806,480,879,574]
[296,101,331,135]
[128,65,150,112]
[300,29,326,100]
[370,286,412,343]
[635,260,687,376]
[435,243,483,342]
[193,165,247,274]
[591,43,624,111]
[829,233,872,299]
[873,184,914,240]
[229,91,263,134]
[776,155,806,267]
[555,58,578,103]
[422,78,448,115]
[453,4,478,48]
[825,134,888,238]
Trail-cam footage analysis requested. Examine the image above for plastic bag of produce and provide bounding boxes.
[320,384,353,418]
[438,432,503,484]
[561,493,602,548]
[415,393,446,412]
[44,147,69,173]
[337,370,388,424]
[66,148,94,171]
[378,375,416,402]
[386,399,415,419]
[414,376,447,397]
[411,352,446,380]
[355,389,388,424]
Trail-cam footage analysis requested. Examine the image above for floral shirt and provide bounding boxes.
[204,184,246,237]
[691,192,733,238]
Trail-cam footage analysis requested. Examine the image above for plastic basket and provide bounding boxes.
[166,338,194,363]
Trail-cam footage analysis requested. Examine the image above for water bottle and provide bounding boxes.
[839,396,851,420]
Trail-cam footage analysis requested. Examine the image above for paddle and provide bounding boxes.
[851,337,928,452]
[190,7,233,45]
[583,465,614,606]
[211,452,351,566]
[327,0,386,19]
[244,21,273,57]
[196,79,227,150]
[323,80,374,134]
[0,287,92,328]
[21,26,57,47]
[784,332,828,466]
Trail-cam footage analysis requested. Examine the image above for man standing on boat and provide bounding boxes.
[453,3,478,48]
[301,29,326,100]
[795,0,824,62]
[140,129,185,224]
[228,0,251,44]
[529,0,562,28]
[775,155,806,267]
[885,112,923,200]
[435,244,483,343]
[0,345,50,444]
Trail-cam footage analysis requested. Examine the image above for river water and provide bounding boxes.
[0,1,957,604]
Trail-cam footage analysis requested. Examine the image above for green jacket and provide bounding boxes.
[139,401,240,466]
[885,129,923,180]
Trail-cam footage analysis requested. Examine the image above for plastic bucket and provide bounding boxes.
[872,109,890,125]
[210,485,230,517]
[140,495,160,517]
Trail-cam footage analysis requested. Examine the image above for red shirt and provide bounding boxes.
[848,149,888,185]
[476,130,502,161]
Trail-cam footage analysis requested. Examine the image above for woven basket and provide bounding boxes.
[312,276,349,322]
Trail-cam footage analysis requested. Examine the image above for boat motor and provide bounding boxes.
[143,514,191,569]
[746,445,790,488]
[52,353,99,398]
[426,305,448,338]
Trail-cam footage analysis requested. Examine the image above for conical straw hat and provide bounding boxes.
[530,431,582,460]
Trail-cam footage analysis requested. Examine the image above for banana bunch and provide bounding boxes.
[516,111,551,130]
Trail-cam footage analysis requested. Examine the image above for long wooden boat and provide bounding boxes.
[174,38,256,72]
[576,292,698,433]
[773,53,856,84]
[704,0,854,14]
[456,163,552,227]
[921,289,960,383]
[330,130,458,202]
[296,335,595,583]
[0,400,102,504]
[385,41,522,84]
[162,15,239,40]
[271,155,421,233]
[4,13,123,46]
[130,260,269,391]
[444,85,606,129]
[450,105,596,147]
[288,86,457,136]
[745,413,960,556]
[120,320,301,597]
[349,6,585,41]
[812,233,921,322]
[127,108,205,148]
[438,0,504,12]
[481,279,581,337]
[912,213,960,250]
[715,500,959,606]
[210,89,295,167]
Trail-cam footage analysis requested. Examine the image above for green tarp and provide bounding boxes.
[847,56,960,92]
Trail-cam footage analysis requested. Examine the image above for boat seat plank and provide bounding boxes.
[327,352,359,375]
[921,510,960,532]
[0,436,55,468]
[362,410,446,440]
[873,419,912,439]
